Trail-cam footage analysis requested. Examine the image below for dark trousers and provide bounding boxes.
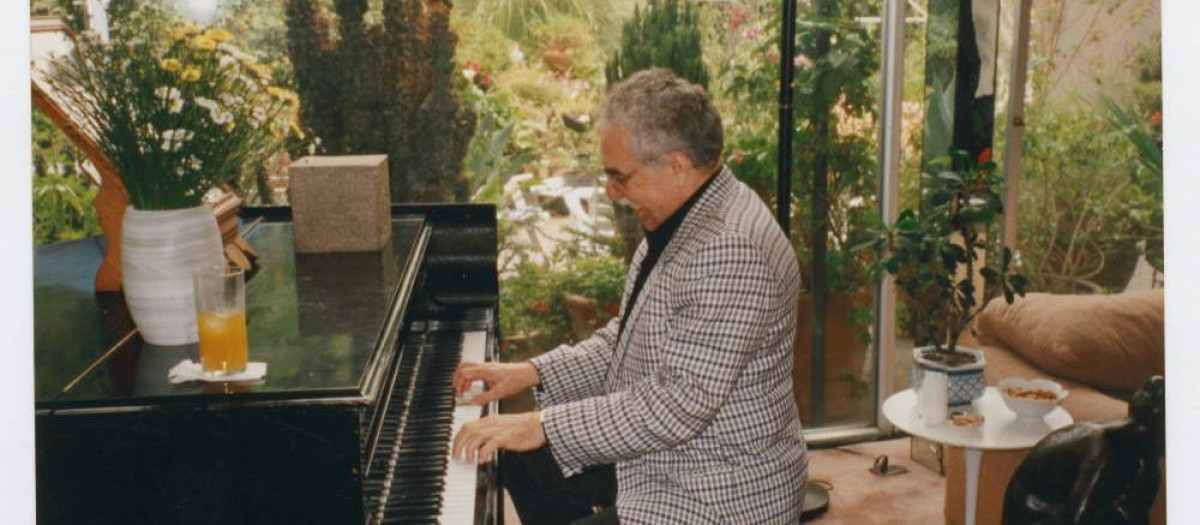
[500,446,618,525]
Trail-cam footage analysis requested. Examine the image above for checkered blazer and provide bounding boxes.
[530,167,807,524]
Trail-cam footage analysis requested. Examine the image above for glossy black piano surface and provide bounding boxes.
[35,204,500,525]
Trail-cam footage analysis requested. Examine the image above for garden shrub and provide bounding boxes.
[499,254,628,359]
[456,0,633,41]
[1017,108,1145,293]
[605,0,708,88]
[31,111,101,244]
[453,17,516,74]
[497,67,569,109]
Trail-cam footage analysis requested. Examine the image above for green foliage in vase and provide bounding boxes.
[866,150,1027,356]
[286,0,475,203]
[44,3,294,211]
[605,0,709,89]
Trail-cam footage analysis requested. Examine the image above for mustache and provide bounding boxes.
[614,197,640,210]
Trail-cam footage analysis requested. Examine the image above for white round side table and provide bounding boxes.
[882,386,1073,525]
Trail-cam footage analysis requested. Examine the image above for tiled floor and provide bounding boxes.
[805,437,944,524]
[500,437,944,524]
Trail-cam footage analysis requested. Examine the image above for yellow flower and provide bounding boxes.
[191,36,217,51]
[181,66,202,82]
[289,120,306,140]
[268,86,299,105]
[203,29,232,43]
[173,24,201,40]
[160,58,181,72]
[246,62,271,80]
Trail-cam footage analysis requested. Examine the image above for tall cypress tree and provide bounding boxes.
[286,0,342,153]
[286,0,474,202]
[412,0,473,202]
[605,0,708,88]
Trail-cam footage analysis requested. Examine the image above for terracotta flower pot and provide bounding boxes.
[563,292,619,342]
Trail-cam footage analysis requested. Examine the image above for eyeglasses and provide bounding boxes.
[605,157,664,187]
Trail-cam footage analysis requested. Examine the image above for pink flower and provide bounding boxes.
[726,6,750,32]
[793,54,813,69]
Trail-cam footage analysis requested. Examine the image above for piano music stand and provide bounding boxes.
[30,16,258,291]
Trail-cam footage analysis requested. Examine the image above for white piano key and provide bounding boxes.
[461,331,487,362]
[439,331,488,525]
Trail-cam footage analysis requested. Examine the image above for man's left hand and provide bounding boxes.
[452,412,546,464]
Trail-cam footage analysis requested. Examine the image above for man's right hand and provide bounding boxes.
[451,361,541,406]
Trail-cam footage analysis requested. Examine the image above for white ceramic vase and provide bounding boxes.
[121,205,225,346]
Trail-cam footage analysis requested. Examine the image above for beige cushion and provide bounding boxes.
[981,343,1128,422]
[975,289,1164,395]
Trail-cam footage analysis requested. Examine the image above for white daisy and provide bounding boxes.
[161,128,194,152]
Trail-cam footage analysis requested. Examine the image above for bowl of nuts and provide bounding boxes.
[999,378,1068,419]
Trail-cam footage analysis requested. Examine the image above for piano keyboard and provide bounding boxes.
[366,327,490,524]
[441,331,487,525]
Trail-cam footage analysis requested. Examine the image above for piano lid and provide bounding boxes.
[35,216,429,411]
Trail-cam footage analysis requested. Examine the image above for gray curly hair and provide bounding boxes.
[600,68,724,168]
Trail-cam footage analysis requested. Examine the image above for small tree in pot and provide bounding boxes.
[867,149,1028,404]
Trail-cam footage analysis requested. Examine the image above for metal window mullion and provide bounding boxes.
[776,0,798,237]
[1002,0,1034,249]
[875,0,907,431]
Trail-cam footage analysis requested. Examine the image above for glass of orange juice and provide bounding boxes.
[192,267,248,375]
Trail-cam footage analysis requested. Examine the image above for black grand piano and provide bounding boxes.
[34,204,501,524]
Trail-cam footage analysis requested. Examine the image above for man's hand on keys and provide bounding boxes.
[451,361,540,406]
[452,412,546,465]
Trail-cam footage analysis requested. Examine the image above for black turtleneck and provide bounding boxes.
[616,168,721,342]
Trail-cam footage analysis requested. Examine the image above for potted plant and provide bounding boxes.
[869,149,1028,406]
[47,5,293,345]
[559,256,626,341]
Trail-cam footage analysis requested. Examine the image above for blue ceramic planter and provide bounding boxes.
[910,346,986,408]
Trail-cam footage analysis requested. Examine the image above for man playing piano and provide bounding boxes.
[452,68,808,524]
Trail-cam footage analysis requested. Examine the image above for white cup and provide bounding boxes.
[917,371,949,423]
